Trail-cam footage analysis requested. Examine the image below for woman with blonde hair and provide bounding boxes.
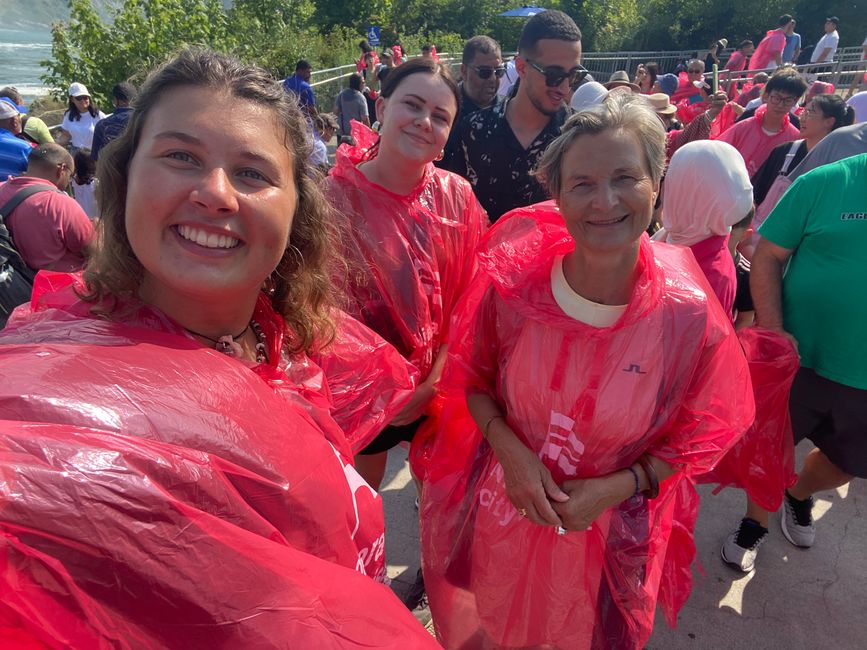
[419,92,753,648]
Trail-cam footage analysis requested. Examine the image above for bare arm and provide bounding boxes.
[390,345,448,425]
[750,237,794,331]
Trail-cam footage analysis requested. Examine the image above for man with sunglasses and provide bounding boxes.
[437,36,505,170]
[445,10,583,221]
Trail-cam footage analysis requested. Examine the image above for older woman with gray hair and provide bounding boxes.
[418,92,754,648]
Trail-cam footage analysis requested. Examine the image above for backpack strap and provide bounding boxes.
[0,184,61,223]
[0,184,60,271]
[779,139,804,175]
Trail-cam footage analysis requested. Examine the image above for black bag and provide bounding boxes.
[796,45,815,66]
[0,185,58,328]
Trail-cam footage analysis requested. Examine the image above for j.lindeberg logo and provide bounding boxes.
[623,364,647,374]
[841,213,867,221]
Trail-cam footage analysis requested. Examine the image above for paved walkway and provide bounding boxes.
[381,444,867,648]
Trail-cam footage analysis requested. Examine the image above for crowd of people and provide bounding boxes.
[0,8,866,649]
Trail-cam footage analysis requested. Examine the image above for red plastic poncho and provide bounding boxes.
[675,98,708,125]
[715,105,801,175]
[323,123,489,384]
[417,203,754,649]
[699,327,799,511]
[748,30,786,71]
[0,274,433,647]
[0,422,438,649]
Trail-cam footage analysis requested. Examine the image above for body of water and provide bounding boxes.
[0,23,54,102]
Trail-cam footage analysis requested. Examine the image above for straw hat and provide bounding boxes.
[647,93,677,115]
[604,70,640,92]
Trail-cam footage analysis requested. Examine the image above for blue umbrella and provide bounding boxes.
[498,5,548,17]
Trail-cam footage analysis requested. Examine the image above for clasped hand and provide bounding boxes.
[494,434,627,531]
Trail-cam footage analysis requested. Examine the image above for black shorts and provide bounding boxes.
[357,417,426,456]
[790,368,867,478]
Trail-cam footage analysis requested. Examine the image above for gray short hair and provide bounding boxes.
[534,92,666,199]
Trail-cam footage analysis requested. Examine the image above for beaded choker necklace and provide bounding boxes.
[186,320,268,364]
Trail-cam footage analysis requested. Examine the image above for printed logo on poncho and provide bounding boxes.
[841,212,867,221]
[330,445,387,581]
[540,411,585,477]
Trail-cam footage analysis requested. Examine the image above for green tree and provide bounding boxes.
[42,0,232,106]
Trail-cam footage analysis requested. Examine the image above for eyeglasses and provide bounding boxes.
[468,65,506,80]
[767,93,798,106]
[526,60,588,87]
[73,95,89,100]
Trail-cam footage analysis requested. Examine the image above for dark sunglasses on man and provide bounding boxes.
[526,60,589,87]
[468,65,507,80]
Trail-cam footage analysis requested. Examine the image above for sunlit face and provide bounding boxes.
[126,86,297,309]
[557,128,658,254]
[800,99,835,141]
[57,159,74,191]
[375,73,457,166]
[824,21,836,33]
[763,90,799,119]
[462,49,503,108]
[687,62,705,81]
[0,114,22,135]
[72,95,91,112]
[517,38,583,116]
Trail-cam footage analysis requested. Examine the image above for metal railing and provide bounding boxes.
[578,46,865,89]
[309,53,462,111]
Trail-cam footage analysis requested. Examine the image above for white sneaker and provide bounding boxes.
[721,518,769,572]
[781,491,815,548]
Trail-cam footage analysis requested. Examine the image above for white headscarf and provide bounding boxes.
[661,140,754,247]
[570,81,609,112]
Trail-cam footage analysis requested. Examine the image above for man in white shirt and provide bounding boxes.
[810,17,840,64]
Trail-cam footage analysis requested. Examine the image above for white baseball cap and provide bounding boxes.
[68,82,91,98]
[0,100,19,120]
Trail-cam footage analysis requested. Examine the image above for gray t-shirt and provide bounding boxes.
[335,89,368,134]
[789,123,867,180]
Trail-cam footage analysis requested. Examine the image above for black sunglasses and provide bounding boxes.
[468,65,506,80]
[526,60,588,87]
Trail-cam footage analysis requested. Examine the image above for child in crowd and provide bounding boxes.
[71,149,98,220]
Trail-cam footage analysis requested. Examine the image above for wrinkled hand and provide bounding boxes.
[491,434,568,527]
[390,381,436,426]
[552,475,628,532]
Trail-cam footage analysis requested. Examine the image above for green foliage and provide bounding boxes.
[42,0,233,107]
[42,0,866,106]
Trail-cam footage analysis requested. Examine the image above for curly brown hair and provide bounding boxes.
[84,47,340,354]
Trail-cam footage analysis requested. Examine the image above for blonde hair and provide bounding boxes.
[534,92,666,199]
[83,47,340,354]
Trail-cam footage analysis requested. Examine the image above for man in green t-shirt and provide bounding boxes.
[721,153,867,573]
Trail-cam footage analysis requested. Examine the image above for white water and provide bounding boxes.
[0,24,54,101]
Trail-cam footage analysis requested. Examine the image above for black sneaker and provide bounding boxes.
[721,518,769,572]
[403,568,431,627]
[781,490,815,547]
